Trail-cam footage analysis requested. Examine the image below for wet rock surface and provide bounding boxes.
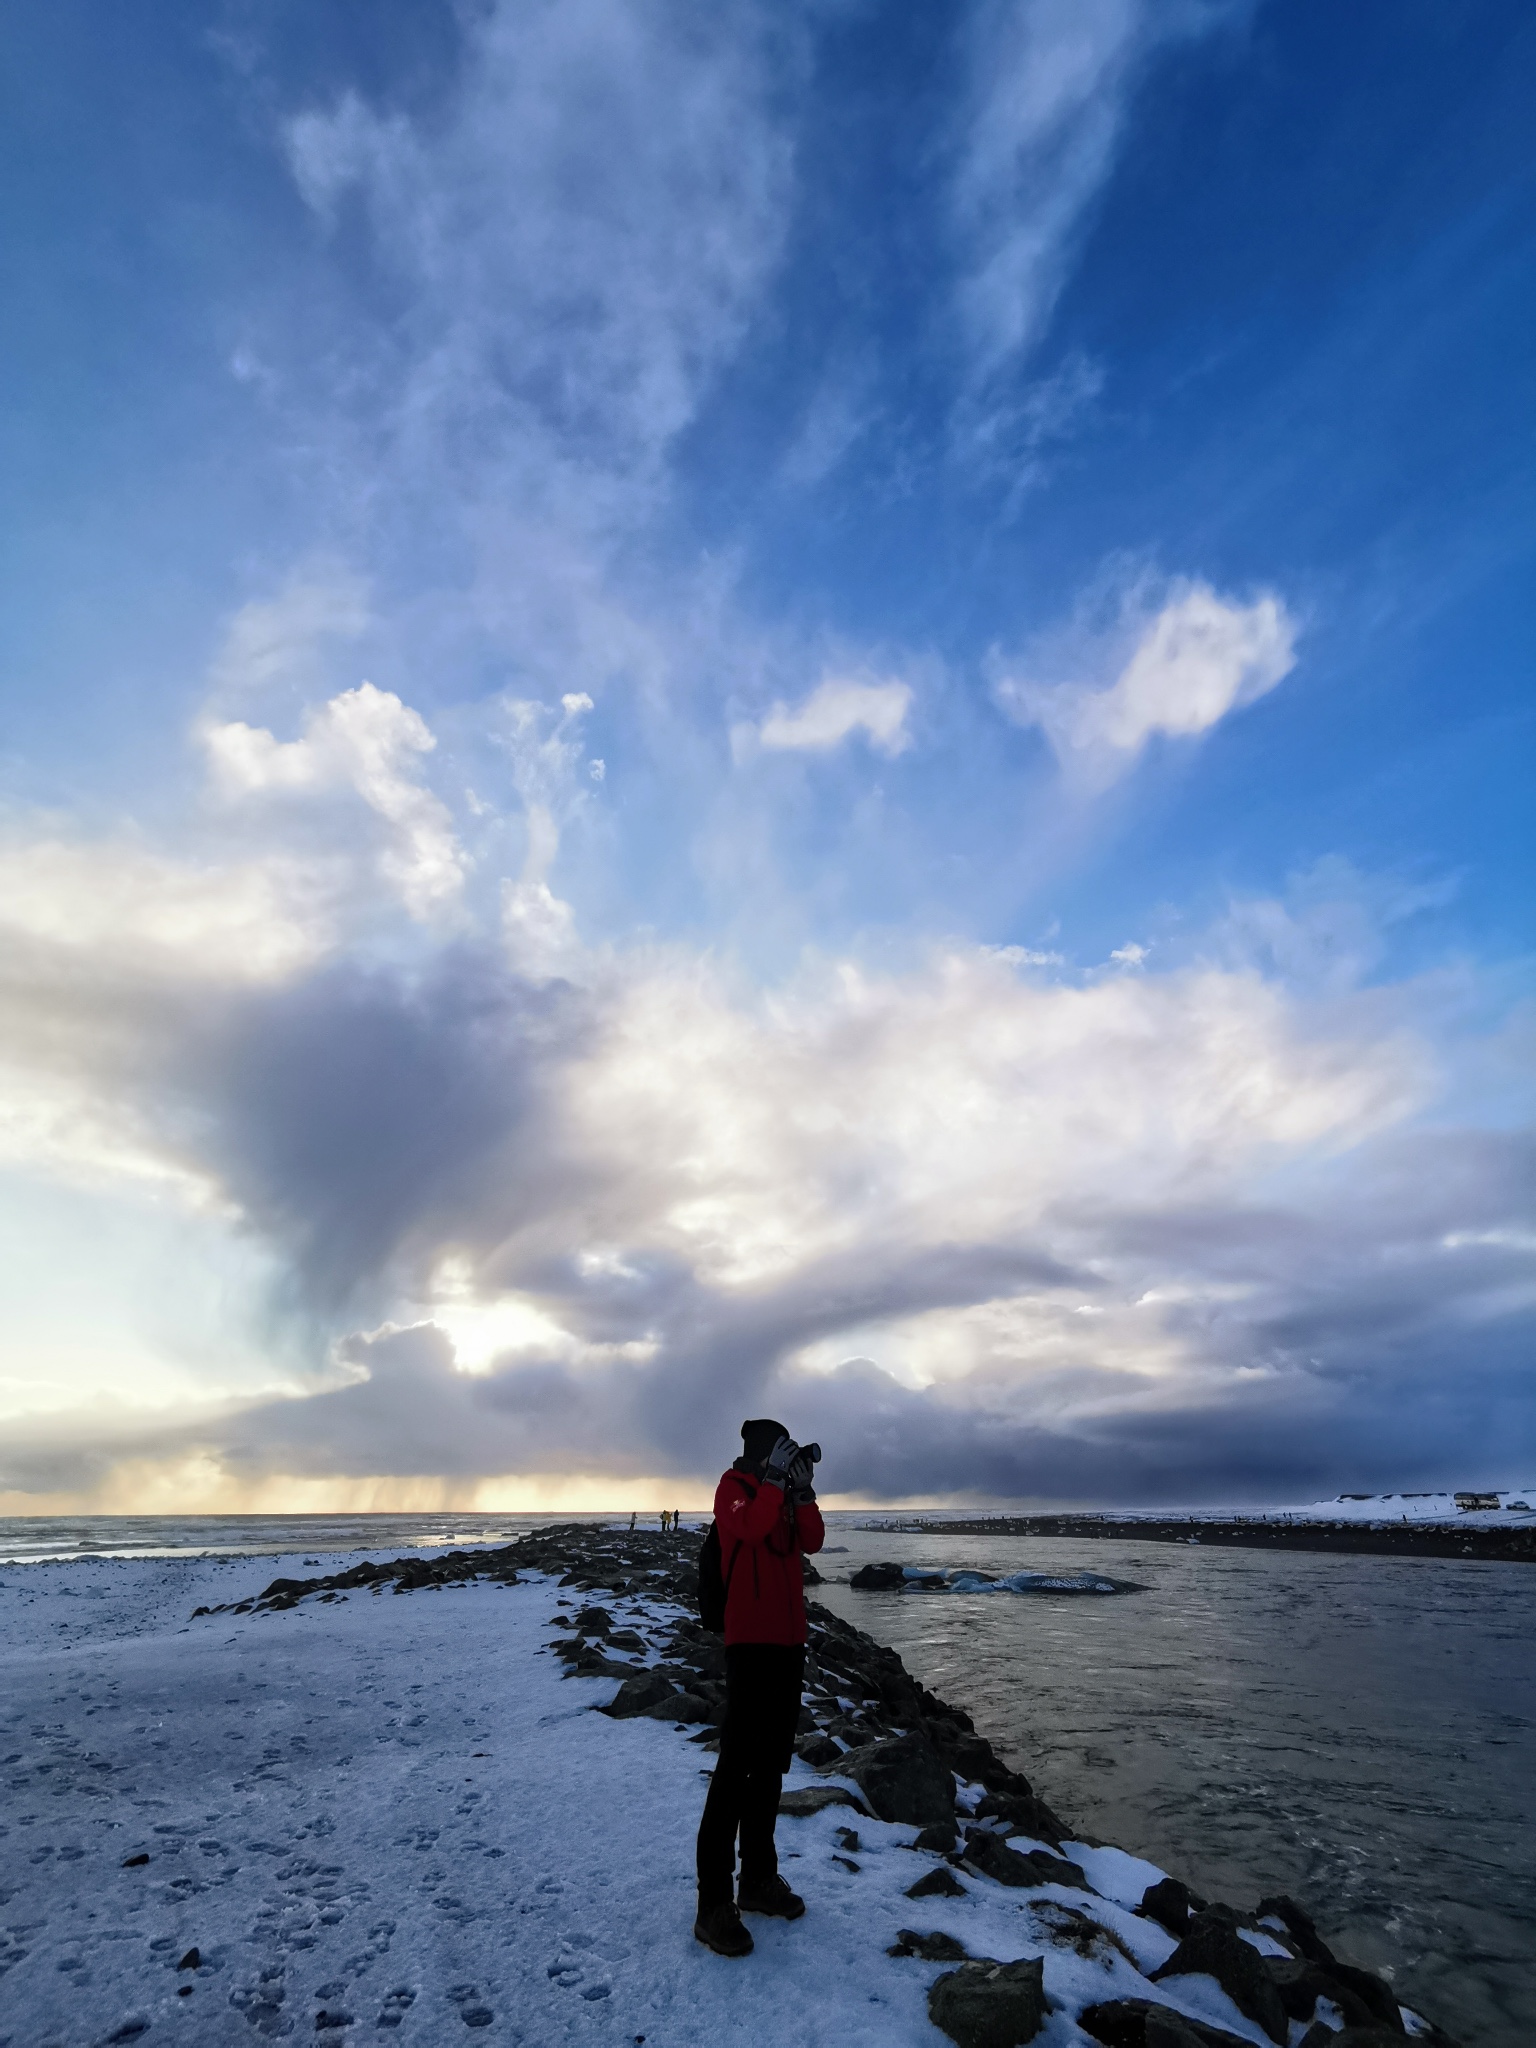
[218,1523,1458,2048]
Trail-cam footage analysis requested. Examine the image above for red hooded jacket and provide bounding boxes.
[714,1464,825,1647]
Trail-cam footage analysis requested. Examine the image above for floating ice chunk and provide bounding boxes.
[854,1559,1144,1595]
[994,1570,1122,1594]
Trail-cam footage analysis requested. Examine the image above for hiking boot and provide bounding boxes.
[693,1902,754,1956]
[737,1873,805,1919]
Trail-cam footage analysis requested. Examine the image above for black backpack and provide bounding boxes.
[698,1474,756,1632]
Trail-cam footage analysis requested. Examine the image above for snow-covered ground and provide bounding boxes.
[1,1550,1417,2047]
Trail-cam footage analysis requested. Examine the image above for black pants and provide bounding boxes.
[695,1643,804,1909]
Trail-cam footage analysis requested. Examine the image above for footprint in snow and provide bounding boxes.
[447,1984,494,2028]
[229,1963,291,2036]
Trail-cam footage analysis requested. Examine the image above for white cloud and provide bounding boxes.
[951,1,1230,387]
[207,565,370,699]
[244,0,814,777]
[3,843,1526,1513]
[0,838,326,983]
[501,877,580,980]
[998,580,1297,787]
[284,2,792,486]
[753,676,914,758]
[563,946,1425,1293]
[0,837,328,1196]
[203,683,466,919]
[1212,856,1459,995]
[490,693,602,976]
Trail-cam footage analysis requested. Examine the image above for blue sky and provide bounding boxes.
[0,1,1531,1511]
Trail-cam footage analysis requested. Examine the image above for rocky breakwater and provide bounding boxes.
[207,1523,1461,2048]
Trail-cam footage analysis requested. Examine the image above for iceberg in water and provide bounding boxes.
[853,1561,1141,1594]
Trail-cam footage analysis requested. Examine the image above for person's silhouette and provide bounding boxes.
[693,1419,823,1956]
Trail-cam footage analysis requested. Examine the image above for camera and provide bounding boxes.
[798,1441,822,1465]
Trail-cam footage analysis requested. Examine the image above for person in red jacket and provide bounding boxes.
[693,1418,825,1957]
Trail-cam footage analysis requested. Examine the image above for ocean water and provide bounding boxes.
[5,1512,1531,2042]
[815,1524,1536,2048]
[0,1511,549,1565]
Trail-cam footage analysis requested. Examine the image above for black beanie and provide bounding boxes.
[740,1417,788,1468]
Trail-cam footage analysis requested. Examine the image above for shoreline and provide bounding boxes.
[865,1514,1536,1564]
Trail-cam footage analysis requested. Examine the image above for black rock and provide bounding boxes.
[778,1785,867,1817]
[176,1947,201,1971]
[927,1956,1047,2048]
[963,1829,1088,1892]
[1266,1958,1386,2033]
[907,1865,967,1899]
[849,1562,907,1590]
[638,1690,712,1724]
[972,1787,1069,1848]
[1255,1893,1334,1965]
[1079,1997,1255,2048]
[1297,2032,1409,2048]
[889,1929,970,1960]
[1139,1877,1204,1934]
[913,1820,959,1852]
[600,1669,678,1718]
[795,1734,843,1768]
[1317,1963,1406,2033]
[838,1731,956,1825]
[1151,1912,1288,2045]
[564,1649,646,1681]
[938,1731,1010,1786]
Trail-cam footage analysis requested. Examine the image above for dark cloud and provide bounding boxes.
[179,949,591,1310]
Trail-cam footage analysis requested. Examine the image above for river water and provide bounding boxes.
[815,1524,1536,2048]
[4,1512,1531,2042]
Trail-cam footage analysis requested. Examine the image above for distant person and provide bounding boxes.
[694,1419,824,1957]
[629,1511,636,1531]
